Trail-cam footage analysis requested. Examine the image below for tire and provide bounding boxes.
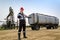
[31,25,40,30]
[52,26,58,29]
[52,26,56,29]
[35,25,40,30]
[55,26,58,29]
[31,27,35,30]
[46,27,49,29]
[46,26,51,29]
[52,26,54,29]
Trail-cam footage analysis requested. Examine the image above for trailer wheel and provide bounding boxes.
[31,25,40,30]
[51,26,58,29]
[52,26,55,29]
[54,26,58,29]
[35,25,40,30]
[46,27,49,29]
[31,27,35,30]
[46,26,51,29]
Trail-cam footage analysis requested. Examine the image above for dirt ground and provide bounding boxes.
[0,27,60,40]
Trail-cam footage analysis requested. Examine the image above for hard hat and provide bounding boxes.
[20,7,24,11]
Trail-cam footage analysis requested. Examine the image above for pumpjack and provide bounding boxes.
[6,7,15,29]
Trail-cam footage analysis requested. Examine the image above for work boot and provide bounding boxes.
[18,33,21,40]
[23,32,27,38]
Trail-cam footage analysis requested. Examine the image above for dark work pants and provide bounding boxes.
[19,20,26,32]
[18,20,26,40]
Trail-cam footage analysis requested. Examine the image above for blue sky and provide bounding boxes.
[0,0,60,25]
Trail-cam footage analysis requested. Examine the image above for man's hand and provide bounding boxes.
[24,14,31,18]
[28,17,31,18]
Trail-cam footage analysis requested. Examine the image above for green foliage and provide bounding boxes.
[0,26,5,30]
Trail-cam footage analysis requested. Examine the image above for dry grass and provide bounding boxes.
[0,27,60,40]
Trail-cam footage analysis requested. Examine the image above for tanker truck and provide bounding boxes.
[28,13,59,30]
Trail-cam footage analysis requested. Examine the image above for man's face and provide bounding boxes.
[20,10,24,13]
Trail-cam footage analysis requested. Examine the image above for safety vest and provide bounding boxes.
[17,13,25,20]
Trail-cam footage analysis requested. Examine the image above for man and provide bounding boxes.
[17,7,28,40]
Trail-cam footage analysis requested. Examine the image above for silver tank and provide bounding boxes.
[28,13,59,25]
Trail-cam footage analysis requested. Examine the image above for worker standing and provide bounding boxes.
[17,7,28,40]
